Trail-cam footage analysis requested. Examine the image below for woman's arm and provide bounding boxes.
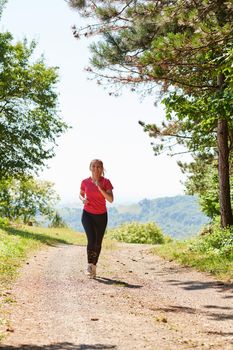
[79,189,89,204]
[97,185,114,203]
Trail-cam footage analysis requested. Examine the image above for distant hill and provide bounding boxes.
[57,195,209,239]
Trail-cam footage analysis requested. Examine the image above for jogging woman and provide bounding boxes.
[79,159,114,278]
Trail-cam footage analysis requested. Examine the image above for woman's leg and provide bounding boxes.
[81,210,108,265]
[81,210,97,264]
[91,212,108,265]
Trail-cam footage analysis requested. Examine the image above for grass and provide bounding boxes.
[152,238,233,282]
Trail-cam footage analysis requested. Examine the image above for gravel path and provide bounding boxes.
[0,242,232,350]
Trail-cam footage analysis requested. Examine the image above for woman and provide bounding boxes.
[79,159,114,278]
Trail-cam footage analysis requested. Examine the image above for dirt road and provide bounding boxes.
[0,243,232,349]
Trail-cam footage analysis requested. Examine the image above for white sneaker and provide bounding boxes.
[86,263,97,278]
[87,263,93,277]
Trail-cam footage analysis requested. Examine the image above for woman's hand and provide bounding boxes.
[97,186,114,203]
[79,190,89,205]
[94,180,114,203]
[82,198,89,205]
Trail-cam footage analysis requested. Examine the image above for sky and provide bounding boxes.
[1,0,190,205]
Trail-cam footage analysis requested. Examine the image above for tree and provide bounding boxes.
[0,0,7,18]
[0,176,59,224]
[68,0,233,227]
[140,77,233,224]
[0,31,68,178]
[49,212,68,228]
[179,154,221,219]
[178,150,233,220]
[163,81,233,226]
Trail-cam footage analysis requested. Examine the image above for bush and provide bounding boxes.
[189,224,233,258]
[0,217,10,227]
[49,212,68,228]
[108,221,165,244]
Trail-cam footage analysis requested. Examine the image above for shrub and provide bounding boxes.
[0,217,10,227]
[49,212,68,228]
[108,221,165,244]
[189,224,233,258]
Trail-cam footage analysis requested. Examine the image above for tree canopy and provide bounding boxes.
[0,0,7,17]
[0,175,59,224]
[68,0,233,227]
[68,0,232,94]
[0,31,68,179]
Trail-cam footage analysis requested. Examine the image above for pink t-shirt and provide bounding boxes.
[80,176,113,214]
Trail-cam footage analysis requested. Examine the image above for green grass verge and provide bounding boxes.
[0,224,87,340]
[152,239,233,282]
[0,225,87,287]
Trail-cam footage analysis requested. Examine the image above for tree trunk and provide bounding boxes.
[217,72,233,227]
[217,118,233,227]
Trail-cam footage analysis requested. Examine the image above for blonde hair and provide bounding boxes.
[89,159,105,176]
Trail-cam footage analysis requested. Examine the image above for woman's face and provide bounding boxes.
[90,160,103,178]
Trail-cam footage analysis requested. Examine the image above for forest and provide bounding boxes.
[57,195,209,239]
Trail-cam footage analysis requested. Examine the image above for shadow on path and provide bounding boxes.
[165,279,233,294]
[150,303,233,323]
[4,226,73,247]
[206,331,233,337]
[95,276,142,289]
[0,342,117,350]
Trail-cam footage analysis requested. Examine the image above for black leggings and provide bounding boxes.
[81,210,108,265]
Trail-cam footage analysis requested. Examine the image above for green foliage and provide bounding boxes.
[68,0,233,227]
[157,87,233,155]
[68,0,85,10]
[49,212,67,228]
[180,156,221,218]
[189,225,233,259]
[0,217,9,227]
[153,224,233,281]
[69,0,233,94]
[108,221,165,244]
[0,176,59,224]
[0,0,7,18]
[96,6,119,20]
[179,154,233,219]
[0,31,68,178]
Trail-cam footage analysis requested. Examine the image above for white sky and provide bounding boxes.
[1,0,190,204]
